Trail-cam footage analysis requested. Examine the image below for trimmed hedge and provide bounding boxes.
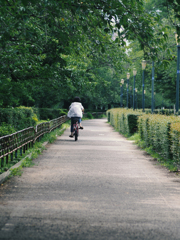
[138,114,179,159]
[107,108,141,136]
[107,108,180,162]
[170,122,180,162]
[144,109,175,115]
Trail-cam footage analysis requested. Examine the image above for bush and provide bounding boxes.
[38,108,67,120]
[153,109,174,115]
[107,108,180,162]
[128,114,139,134]
[138,114,180,159]
[0,107,68,136]
[138,114,150,146]
[138,108,174,115]
[107,108,141,136]
[170,122,180,162]
[0,107,38,131]
[0,123,16,137]
[86,112,94,119]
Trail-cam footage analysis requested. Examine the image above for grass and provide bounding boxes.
[128,132,179,172]
[128,133,140,141]
[0,123,69,175]
[144,145,178,172]
[9,166,23,177]
[98,114,107,118]
[21,156,34,168]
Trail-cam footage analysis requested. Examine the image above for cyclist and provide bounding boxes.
[67,96,84,138]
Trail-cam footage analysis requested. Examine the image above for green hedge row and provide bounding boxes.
[168,122,180,162]
[0,107,38,133]
[138,114,179,159]
[144,109,175,115]
[38,108,67,120]
[0,107,68,137]
[107,109,141,137]
[107,108,180,162]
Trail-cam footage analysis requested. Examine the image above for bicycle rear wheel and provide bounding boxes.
[75,129,78,141]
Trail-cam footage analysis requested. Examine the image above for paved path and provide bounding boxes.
[1,119,180,240]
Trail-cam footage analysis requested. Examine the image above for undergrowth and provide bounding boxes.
[128,133,179,172]
[9,166,23,177]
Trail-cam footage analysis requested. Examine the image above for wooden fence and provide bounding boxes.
[0,115,67,168]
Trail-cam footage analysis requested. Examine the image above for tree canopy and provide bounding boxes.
[0,0,180,110]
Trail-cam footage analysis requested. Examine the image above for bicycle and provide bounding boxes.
[72,117,79,141]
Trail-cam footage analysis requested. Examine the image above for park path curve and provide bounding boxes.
[1,119,180,239]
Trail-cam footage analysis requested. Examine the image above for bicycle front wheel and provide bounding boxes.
[75,129,78,141]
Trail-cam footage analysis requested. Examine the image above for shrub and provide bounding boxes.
[138,114,180,159]
[0,123,16,137]
[153,109,174,115]
[86,112,93,119]
[38,108,67,120]
[107,108,180,162]
[0,107,38,131]
[128,114,139,134]
[107,108,141,136]
[138,114,150,146]
[170,122,180,162]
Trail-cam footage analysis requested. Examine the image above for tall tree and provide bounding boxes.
[0,0,169,108]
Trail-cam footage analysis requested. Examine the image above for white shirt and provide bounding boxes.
[67,102,84,118]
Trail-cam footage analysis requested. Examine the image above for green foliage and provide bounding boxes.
[108,108,180,166]
[86,112,94,119]
[138,114,180,160]
[122,0,180,110]
[48,133,57,144]
[107,108,141,137]
[128,115,138,134]
[0,106,38,132]
[99,114,107,119]
[170,122,180,162]
[0,123,69,174]
[9,166,23,177]
[21,157,34,168]
[153,109,175,115]
[145,146,178,172]
[0,106,68,136]
[41,123,69,143]
[138,115,150,146]
[38,108,67,120]
[128,133,141,141]
[0,123,16,137]
[0,0,172,110]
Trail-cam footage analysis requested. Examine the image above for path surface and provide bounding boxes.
[1,119,180,240]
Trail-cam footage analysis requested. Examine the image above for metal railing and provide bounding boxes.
[0,115,67,168]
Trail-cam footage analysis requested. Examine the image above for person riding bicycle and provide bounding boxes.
[67,96,84,138]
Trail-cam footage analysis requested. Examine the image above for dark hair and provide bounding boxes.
[74,96,81,102]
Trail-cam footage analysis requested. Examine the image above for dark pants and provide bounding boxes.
[71,117,81,132]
